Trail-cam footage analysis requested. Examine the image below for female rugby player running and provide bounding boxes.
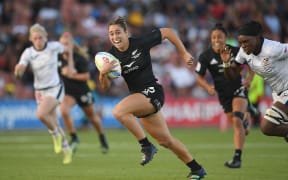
[14,24,72,164]
[58,32,109,154]
[195,23,253,169]
[98,16,206,180]
[221,21,288,142]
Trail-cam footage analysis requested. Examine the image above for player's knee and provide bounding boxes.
[232,111,244,128]
[157,137,173,148]
[36,111,46,121]
[232,111,244,120]
[112,107,125,121]
[260,121,274,136]
[60,106,70,117]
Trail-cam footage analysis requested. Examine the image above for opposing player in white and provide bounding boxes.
[221,21,288,141]
[14,24,72,164]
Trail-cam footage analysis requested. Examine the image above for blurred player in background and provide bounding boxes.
[98,16,206,180]
[58,32,109,154]
[14,23,72,164]
[195,23,253,168]
[248,74,264,127]
[221,21,288,142]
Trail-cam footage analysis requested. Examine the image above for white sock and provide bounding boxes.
[48,128,59,137]
[62,139,70,151]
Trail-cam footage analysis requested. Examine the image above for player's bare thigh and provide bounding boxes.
[114,93,155,117]
[61,95,77,111]
[37,96,59,116]
[232,97,248,112]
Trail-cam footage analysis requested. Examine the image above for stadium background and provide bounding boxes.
[0,0,286,130]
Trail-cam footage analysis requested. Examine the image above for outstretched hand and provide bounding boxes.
[220,46,232,63]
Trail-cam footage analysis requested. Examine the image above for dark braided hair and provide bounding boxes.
[238,21,263,36]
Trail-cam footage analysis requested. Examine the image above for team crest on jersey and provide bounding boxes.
[262,57,270,66]
[131,49,141,59]
[210,58,218,65]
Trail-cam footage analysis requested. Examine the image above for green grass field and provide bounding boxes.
[0,127,287,180]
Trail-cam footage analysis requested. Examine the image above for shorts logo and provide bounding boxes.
[153,99,162,110]
[142,87,155,96]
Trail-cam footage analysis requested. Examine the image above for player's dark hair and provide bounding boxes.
[108,16,128,32]
[211,23,227,36]
[238,21,263,36]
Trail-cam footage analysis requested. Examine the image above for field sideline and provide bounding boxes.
[0,127,287,180]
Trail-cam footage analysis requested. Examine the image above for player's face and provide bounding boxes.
[30,31,47,50]
[108,24,129,52]
[211,29,226,53]
[238,35,257,55]
[59,37,71,54]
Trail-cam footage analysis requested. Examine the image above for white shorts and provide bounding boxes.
[265,90,288,125]
[272,89,288,105]
[35,83,64,104]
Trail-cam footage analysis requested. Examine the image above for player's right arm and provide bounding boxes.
[14,48,29,78]
[196,74,216,96]
[99,73,111,90]
[14,64,26,78]
[98,60,115,90]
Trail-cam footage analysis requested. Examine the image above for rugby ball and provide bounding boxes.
[95,52,121,79]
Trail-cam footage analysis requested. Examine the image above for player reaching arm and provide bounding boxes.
[14,23,72,164]
[221,21,288,141]
[195,23,252,169]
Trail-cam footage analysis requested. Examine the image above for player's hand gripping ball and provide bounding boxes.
[95,52,121,79]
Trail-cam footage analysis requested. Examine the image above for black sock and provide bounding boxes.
[70,133,78,141]
[187,160,202,172]
[233,149,242,161]
[99,134,105,141]
[138,137,151,147]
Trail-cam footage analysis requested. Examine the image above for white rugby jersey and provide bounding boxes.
[235,39,288,94]
[19,41,64,90]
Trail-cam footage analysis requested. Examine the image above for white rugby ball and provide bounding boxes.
[95,52,121,79]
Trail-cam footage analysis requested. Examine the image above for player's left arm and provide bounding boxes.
[160,28,194,66]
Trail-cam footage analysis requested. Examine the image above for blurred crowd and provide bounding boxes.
[0,0,287,99]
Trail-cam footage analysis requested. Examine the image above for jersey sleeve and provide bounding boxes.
[138,29,162,49]
[195,53,207,76]
[50,41,64,54]
[235,48,247,65]
[270,42,288,60]
[18,48,31,66]
[75,54,89,73]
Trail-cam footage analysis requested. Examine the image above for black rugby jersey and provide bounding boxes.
[109,29,162,92]
[58,52,90,95]
[195,45,242,95]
